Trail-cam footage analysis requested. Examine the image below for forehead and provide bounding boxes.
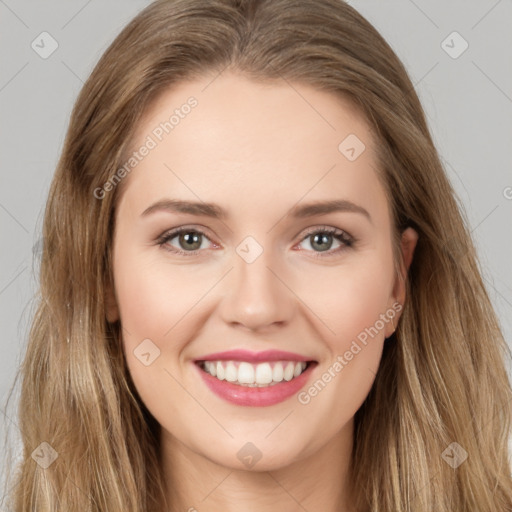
[116,72,389,226]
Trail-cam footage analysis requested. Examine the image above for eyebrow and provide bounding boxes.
[140,198,372,223]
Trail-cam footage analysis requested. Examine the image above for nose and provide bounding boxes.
[218,242,295,332]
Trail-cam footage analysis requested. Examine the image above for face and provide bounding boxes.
[106,72,417,471]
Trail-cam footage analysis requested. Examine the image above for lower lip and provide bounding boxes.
[194,362,317,407]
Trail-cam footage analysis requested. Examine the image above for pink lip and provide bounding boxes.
[194,349,314,363]
[194,361,317,407]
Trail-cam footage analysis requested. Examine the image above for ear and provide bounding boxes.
[386,227,418,335]
[400,225,418,271]
[105,278,120,323]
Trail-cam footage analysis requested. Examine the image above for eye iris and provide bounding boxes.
[311,233,333,252]
[180,231,202,251]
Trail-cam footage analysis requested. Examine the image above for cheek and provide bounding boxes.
[113,241,201,332]
[294,258,394,423]
[112,248,216,369]
[114,263,166,336]
[112,252,198,407]
[299,255,394,346]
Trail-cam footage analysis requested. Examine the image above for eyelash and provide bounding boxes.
[156,225,355,259]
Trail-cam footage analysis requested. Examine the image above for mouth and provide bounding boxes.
[195,359,315,387]
[193,358,318,407]
[192,349,318,406]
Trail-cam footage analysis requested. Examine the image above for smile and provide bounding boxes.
[197,360,309,387]
[193,359,317,407]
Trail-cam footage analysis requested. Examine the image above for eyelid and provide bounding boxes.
[156,224,216,243]
[156,224,355,257]
[298,225,354,241]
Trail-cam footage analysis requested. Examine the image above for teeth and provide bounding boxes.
[272,363,284,382]
[225,361,237,382]
[238,362,255,384]
[284,362,295,381]
[216,361,225,380]
[201,360,308,387]
[255,362,273,384]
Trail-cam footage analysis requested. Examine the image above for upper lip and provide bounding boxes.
[194,349,315,363]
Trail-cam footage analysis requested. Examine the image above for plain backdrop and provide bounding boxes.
[1,0,511,492]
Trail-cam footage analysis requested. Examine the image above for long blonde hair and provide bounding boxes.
[3,0,512,510]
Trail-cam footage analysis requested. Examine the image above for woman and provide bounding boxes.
[4,0,512,510]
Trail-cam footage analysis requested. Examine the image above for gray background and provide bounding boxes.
[1,0,511,493]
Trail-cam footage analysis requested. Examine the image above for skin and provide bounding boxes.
[106,71,418,512]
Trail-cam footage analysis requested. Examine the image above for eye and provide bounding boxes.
[296,226,355,258]
[157,226,215,256]
[156,225,355,258]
